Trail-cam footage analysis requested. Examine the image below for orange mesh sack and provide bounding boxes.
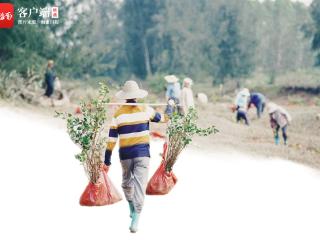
[80,169,122,206]
[146,143,178,195]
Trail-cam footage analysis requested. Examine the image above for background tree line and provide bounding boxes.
[1,0,320,86]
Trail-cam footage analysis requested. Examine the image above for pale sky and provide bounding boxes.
[292,0,313,5]
[259,0,313,5]
[65,0,313,7]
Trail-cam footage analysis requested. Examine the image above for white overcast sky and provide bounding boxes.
[64,0,313,6]
[296,0,313,5]
[259,0,313,5]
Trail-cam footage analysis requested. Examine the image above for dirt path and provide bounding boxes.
[2,99,319,169]
[194,102,320,169]
[2,106,320,240]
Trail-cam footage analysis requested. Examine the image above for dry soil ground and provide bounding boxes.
[150,100,320,170]
[2,96,319,169]
[194,102,320,169]
[1,104,320,240]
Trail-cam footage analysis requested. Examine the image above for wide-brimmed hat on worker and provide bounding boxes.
[183,77,193,85]
[240,88,250,97]
[164,75,179,83]
[115,80,148,100]
[47,60,54,67]
[267,102,279,114]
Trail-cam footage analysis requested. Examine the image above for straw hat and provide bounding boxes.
[240,88,250,97]
[115,80,148,100]
[164,75,179,83]
[267,102,279,114]
[183,77,193,85]
[47,60,54,67]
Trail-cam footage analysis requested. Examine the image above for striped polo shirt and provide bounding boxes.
[104,105,162,165]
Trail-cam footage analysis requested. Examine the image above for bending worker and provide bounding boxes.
[248,92,266,118]
[267,102,292,145]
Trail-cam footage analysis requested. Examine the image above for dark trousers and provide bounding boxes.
[165,97,180,117]
[44,78,54,97]
[237,110,249,125]
[256,102,265,118]
[275,125,288,144]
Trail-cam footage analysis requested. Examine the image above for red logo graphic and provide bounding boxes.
[51,7,58,19]
[0,3,14,28]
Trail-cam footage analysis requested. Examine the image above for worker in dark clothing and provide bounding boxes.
[248,92,266,118]
[44,60,56,98]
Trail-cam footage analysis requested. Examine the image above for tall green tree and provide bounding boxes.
[0,0,57,74]
[55,0,124,79]
[213,3,256,85]
[256,0,313,81]
[0,0,315,84]
[0,0,91,76]
[120,0,165,79]
[310,0,320,65]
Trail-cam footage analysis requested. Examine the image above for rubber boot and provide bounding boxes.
[129,211,140,233]
[128,201,134,218]
[274,136,280,145]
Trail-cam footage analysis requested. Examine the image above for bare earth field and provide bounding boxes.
[1,97,319,170]
[194,102,320,169]
[1,102,320,240]
[150,98,320,170]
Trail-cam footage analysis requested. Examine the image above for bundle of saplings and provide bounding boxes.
[147,108,218,195]
[56,83,122,206]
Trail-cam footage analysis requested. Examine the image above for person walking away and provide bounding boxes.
[164,75,181,115]
[103,80,166,233]
[44,60,56,99]
[181,78,195,115]
[235,88,250,125]
[267,102,292,145]
[248,92,266,118]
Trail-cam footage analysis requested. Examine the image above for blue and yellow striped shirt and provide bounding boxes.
[104,105,162,165]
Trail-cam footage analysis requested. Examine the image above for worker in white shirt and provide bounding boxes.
[181,77,195,115]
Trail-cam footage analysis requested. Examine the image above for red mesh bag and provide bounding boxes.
[146,143,178,195]
[80,169,122,206]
